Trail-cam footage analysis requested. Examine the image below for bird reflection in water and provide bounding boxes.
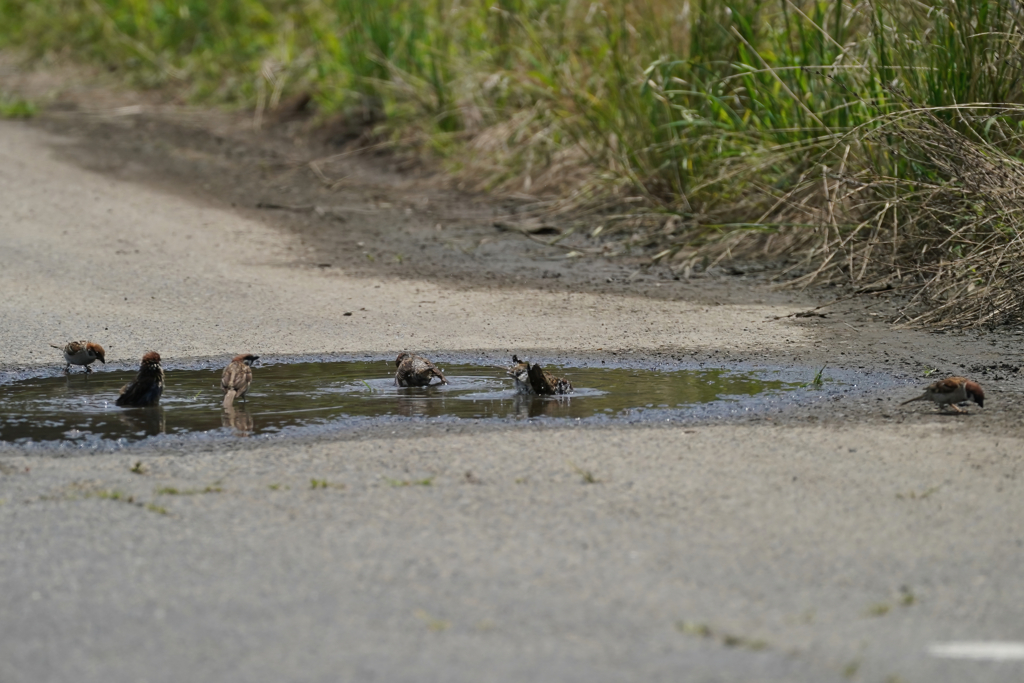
[394,385,446,417]
[511,394,572,418]
[117,407,166,437]
[222,405,254,436]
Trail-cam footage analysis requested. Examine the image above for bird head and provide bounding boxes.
[141,351,161,367]
[395,352,411,367]
[233,353,259,366]
[507,356,530,381]
[965,380,985,407]
[87,342,106,364]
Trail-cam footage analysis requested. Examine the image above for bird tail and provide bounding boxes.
[901,393,925,406]
[223,390,237,409]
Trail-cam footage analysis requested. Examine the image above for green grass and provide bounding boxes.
[84,488,168,514]
[0,94,37,118]
[5,0,1024,325]
[800,363,828,388]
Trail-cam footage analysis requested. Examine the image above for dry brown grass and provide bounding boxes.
[797,98,1024,328]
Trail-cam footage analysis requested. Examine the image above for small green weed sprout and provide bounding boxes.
[568,461,600,484]
[414,609,450,632]
[85,489,167,515]
[91,489,127,501]
[866,603,891,617]
[675,620,767,650]
[798,364,828,389]
[896,485,941,501]
[386,477,433,487]
[310,478,345,490]
[155,484,223,496]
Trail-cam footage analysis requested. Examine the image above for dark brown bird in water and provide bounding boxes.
[394,353,448,387]
[901,376,984,413]
[507,355,573,396]
[221,353,259,408]
[116,351,164,407]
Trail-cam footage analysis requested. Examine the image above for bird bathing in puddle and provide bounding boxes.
[506,355,573,396]
[394,353,448,387]
[222,353,259,408]
[116,352,165,408]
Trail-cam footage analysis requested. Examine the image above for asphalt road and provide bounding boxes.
[2,117,1024,683]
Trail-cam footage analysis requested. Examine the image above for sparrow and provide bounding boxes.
[901,376,985,413]
[116,351,164,407]
[50,340,106,373]
[507,355,573,396]
[394,352,448,387]
[221,353,259,408]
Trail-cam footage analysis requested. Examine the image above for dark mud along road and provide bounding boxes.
[2,66,1024,683]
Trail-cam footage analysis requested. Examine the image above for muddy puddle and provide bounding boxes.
[0,359,820,446]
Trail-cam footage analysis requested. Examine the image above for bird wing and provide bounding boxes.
[929,376,966,395]
[422,359,447,384]
[395,357,413,386]
[902,376,965,405]
[527,363,555,395]
[221,362,251,392]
